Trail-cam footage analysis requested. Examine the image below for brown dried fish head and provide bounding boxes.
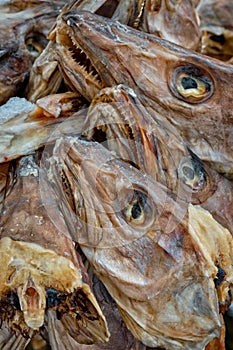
[82,84,217,204]
[49,12,105,101]
[141,0,201,50]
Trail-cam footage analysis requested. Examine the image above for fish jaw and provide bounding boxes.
[60,10,233,177]
[47,136,233,349]
[50,14,105,101]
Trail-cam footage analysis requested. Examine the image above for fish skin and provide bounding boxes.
[46,136,233,349]
[58,10,233,177]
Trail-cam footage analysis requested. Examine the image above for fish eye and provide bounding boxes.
[179,157,206,192]
[25,37,43,57]
[25,34,47,57]
[170,65,214,103]
[121,190,154,227]
[209,34,225,45]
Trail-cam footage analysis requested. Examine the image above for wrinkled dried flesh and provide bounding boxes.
[205,314,226,350]
[48,137,233,349]
[68,265,147,350]
[27,41,63,103]
[0,155,109,343]
[36,91,87,118]
[0,162,11,212]
[0,322,34,350]
[62,11,233,178]
[0,1,65,12]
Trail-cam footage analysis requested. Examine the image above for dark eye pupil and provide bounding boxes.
[27,43,39,53]
[209,34,225,45]
[131,202,142,219]
[183,166,195,180]
[181,77,198,90]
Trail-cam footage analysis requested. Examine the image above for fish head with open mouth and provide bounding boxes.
[0,153,109,348]
[45,135,233,349]
[54,10,233,178]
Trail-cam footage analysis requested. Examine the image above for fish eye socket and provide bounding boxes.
[170,65,214,103]
[122,190,153,227]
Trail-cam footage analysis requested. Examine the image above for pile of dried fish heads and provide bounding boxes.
[0,1,233,350]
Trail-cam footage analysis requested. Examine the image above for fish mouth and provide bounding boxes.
[51,12,105,100]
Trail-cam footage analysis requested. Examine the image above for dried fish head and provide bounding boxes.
[197,0,233,61]
[46,137,233,349]
[0,154,109,345]
[59,11,233,178]
[0,95,86,163]
[0,4,60,105]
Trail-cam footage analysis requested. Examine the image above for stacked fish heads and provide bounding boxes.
[82,84,233,235]
[0,1,233,349]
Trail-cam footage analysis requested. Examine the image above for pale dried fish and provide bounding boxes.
[82,84,233,234]
[113,0,201,50]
